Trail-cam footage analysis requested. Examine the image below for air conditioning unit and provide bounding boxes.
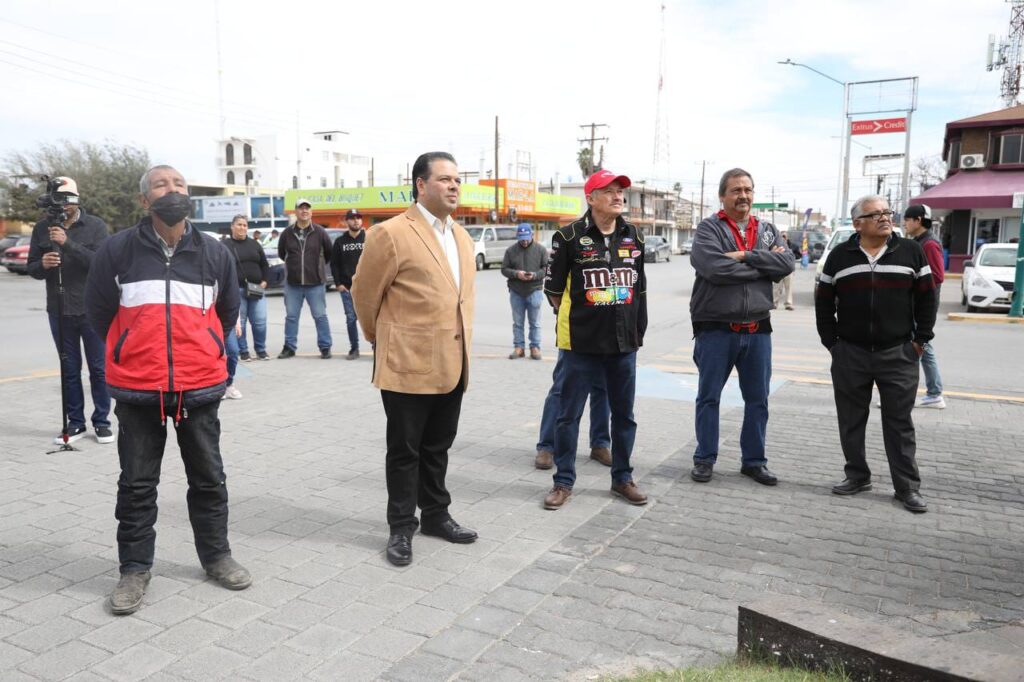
[960,154,985,169]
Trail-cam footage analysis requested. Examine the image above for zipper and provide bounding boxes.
[299,230,306,285]
[113,329,129,364]
[206,328,225,358]
[165,258,175,391]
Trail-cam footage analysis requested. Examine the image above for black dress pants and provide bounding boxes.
[380,385,463,536]
[829,340,921,492]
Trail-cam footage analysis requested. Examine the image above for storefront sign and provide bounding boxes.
[535,193,582,216]
[285,184,502,210]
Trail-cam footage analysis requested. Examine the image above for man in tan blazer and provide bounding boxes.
[352,151,477,566]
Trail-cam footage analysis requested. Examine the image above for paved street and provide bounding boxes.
[1,260,1023,680]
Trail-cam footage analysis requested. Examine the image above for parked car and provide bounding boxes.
[0,235,22,253]
[961,243,1017,313]
[644,235,671,263]
[1,236,32,274]
[787,230,828,263]
[261,228,344,293]
[815,227,904,282]
[680,237,694,254]
[465,225,519,270]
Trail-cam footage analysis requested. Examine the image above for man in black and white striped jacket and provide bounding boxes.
[815,194,936,514]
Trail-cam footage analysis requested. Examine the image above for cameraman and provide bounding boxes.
[26,176,113,445]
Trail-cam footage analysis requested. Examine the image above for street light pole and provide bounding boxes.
[779,59,848,225]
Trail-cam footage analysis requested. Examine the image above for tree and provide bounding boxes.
[911,154,947,194]
[577,147,595,178]
[0,140,151,230]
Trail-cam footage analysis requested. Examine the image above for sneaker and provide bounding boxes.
[257,351,270,361]
[53,425,86,445]
[109,570,151,615]
[95,426,115,444]
[508,348,525,359]
[347,349,359,360]
[278,346,296,359]
[529,347,542,360]
[785,304,794,311]
[239,351,252,362]
[320,348,332,359]
[543,486,572,510]
[611,480,648,505]
[223,385,243,400]
[915,395,946,409]
[204,556,252,590]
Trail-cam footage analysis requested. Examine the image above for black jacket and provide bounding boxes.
[543,211,647,354]
[329,230,365,289]
[501,240,548,296]
[815,233,936,351]
[278,223,332,286]
[224,236,269,285]
[26,209,110,316]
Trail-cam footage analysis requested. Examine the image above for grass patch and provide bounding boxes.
[609,658,849,682]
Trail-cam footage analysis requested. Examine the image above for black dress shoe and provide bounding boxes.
[386,534,412,566]
[691,461,714,482]
[832,478,872,495]
[420,519,478,544]
[741,465,778,486]
[895,490,928,513]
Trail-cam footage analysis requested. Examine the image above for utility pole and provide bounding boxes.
[494,116,500,221]
[578,123,609,176]
[770,186,776,224]
[697,160,708,222]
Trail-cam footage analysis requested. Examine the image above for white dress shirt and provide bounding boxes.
[416,202,461,291]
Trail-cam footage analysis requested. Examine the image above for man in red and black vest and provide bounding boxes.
[688,168,795,487]
[86,165,250,616]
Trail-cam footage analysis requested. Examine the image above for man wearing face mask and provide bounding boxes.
[85,165,249,616]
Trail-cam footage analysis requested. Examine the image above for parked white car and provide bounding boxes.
[961,243,1018,312]
[465,225,519,270]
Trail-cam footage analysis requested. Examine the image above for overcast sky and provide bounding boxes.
[0,0,1011,219]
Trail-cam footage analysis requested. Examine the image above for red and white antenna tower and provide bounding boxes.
[987,0,1024,107]
[652,2,671,172]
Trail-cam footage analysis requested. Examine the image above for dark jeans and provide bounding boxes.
[48,312,111,429]
[554,350,636,489]
[114,400,231,573]
[693,330,771,467]
[339,289,360,352]
[380,385,463,536]
[536,349,610,452]
[829,340,921,492]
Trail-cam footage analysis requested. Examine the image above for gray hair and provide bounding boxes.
[850,194,888,219]
[718,168,754,197]
[139,164,180,196]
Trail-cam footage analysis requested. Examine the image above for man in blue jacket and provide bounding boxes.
[689,168,795,486]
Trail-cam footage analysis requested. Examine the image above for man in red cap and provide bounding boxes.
[330,208,366,360]
[541,169,649,510]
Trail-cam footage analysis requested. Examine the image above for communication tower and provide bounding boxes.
[987,0,1024,107]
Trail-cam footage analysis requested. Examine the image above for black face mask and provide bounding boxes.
[149,192,192,226]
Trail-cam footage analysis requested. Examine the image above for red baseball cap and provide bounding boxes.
[584,169,631,195]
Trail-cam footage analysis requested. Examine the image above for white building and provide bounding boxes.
[215,131,373,192]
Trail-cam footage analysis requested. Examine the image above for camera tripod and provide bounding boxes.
[44,217,78,454]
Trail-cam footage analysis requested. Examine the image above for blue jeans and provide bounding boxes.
[114,400,231,573]
[693,330,771,467]
[283,283,332,351]
[225,328,239,386]
[339,290,359,352]
[48,313,111,429]
[537,349,610,452]
[510,289,543,350]
[237,287,267,354]
[920,342,943,397]
[553,350,636,489]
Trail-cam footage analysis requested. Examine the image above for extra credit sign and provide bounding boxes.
[850,117,907,135]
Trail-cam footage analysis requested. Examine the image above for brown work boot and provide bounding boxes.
[543,486,572,510]
[611,480,648,505]
[508,348,525,359]
[529,347,542,360]
[589,446,612,467]
[534,450,554,469]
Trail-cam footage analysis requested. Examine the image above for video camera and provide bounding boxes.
[35,175,80,228]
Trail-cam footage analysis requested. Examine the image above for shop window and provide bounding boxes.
[243,143,252,165]
[226,170,235,185]
[225,143,234,166]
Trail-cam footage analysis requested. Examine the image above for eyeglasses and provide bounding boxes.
[855,210,894,221]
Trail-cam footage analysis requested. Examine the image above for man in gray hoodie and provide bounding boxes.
[688,168,795,486]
